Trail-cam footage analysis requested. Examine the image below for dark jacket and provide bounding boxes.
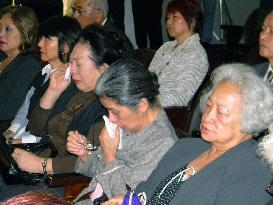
[0,52,42,121]
[103,18,134,59]
[28,89,106,174]
[136,138,272,205]
[254,62,268,78]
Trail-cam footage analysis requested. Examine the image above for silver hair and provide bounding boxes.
[199,63,273,135]
[95,59,160,108]
[257,124,273,168]
[87,0,109,16]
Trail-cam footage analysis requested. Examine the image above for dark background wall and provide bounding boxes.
[0,0,63,23]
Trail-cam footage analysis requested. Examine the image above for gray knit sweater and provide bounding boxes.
[74,109,178,204]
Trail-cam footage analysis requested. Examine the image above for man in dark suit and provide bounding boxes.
[107,0,125,32]
[131,0,163,49]
[71,0,134,58]
[255,11,273,88]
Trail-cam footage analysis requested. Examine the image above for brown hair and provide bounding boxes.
[0,192,71,205]
[0,5,39,54]
[166,0,203,34]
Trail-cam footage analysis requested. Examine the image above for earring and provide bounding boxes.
[62,52,68,62]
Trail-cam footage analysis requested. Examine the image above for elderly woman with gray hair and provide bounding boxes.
[258,125,273,204]
[66,59,178,204]
[104,63,273,205]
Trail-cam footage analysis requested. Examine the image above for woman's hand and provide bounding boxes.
[11,139,22,144]
[102,195,124,205]
[12,148,43,173]
[99,127,120,166]
[66,131,89,162]
[3,130,14,140]
[40,67,71,109]
[47,67,71,95]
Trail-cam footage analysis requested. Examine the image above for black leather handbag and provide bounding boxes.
[0,134,58,185]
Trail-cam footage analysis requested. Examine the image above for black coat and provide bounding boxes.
[0,52,42,121]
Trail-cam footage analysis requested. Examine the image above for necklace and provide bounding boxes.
[158,166,197,198]
[181,166,196,181]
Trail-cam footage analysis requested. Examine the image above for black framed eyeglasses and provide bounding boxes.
[266,179,273,195]
[71,6,89,15]
[71,6,97,16]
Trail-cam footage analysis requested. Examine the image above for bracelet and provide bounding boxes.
[41,158,48,175]
[8,137,13,145]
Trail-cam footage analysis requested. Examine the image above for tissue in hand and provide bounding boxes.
[103,115,123,149]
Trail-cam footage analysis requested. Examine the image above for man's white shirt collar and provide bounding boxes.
[102,17,107,26]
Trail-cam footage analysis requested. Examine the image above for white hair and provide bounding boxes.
[200,63,273,135]
[87,0,109,16]
[257,124,273,168]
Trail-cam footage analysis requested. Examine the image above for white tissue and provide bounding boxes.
[103,115,123,149]
[64,66,71,81]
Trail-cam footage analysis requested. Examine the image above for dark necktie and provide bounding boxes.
[266,70,273,85]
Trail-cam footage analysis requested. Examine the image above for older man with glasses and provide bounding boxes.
[71,0,134,59]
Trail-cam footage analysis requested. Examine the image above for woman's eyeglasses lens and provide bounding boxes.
[84,140,98,154]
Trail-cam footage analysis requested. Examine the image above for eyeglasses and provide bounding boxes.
[76,113,104,154]
[266,179,273,195]
[71,6,96,16]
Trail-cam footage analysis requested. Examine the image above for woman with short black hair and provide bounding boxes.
[0,26,122,201]
[4,15,81,144]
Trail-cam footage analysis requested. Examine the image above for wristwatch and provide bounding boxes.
[42,158,48,175]
[8,137,13,145]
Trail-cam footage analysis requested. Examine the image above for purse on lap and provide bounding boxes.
[0,134,58,185]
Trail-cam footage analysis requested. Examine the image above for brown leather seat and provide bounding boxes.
[164,93,202,138]
[45,173,91,202]
[133,48,156,68]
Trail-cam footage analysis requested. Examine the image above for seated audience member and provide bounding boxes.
[104,63,273,205]
[1,191,70,205]
[71,0,134,58]
[258,124,273,204]
[255,10,273,89]
[66,59,178,204]
[3,16,81,144]
[0,5,42,121]
[11,25,122,175]
[0,26,123,201]
[149,0,208,107]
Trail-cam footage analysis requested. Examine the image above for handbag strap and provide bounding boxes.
[10,136,58,158]
[0,134,15,168]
